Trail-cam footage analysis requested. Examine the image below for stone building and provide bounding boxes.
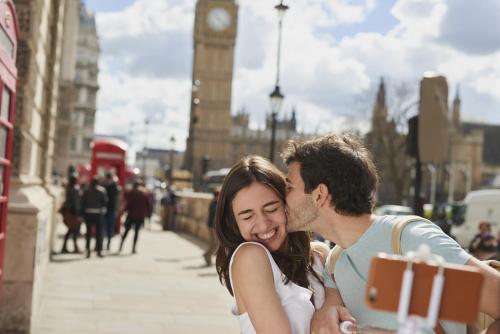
[366,74,500,207]
[1,0,68,332]
[230,108,307,170]
[447,90,500,201]
[136,147,184,180]
[53,0,79,176]
[67,3,99,168]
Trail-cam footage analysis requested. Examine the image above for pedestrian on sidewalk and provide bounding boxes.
[203,187,219,266]
[82,176,108,258]
[103,171,121,251]
[161,185,177,231]
[59,175,82,254]
[119,180,151,254]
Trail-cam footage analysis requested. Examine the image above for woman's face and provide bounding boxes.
[231,181,287,252]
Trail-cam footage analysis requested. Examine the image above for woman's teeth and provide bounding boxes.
[258,228,276,240]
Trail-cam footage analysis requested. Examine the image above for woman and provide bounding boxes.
[60,175,82,253]
[215,156,328,333]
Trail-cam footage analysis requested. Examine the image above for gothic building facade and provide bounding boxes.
[2,0,68,332]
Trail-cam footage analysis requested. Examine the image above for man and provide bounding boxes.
[282,134,500,334]
[103,171,121,251]
[203,187,219,266]
[161,185,177,231]
[119,180,151,254]
[81,176,108,258]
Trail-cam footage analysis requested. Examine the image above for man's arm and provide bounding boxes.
[466,257,500,319]
[311,287,355,334]
[310,245,355,334]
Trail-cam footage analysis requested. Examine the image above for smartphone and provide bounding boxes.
[365,254,484,324]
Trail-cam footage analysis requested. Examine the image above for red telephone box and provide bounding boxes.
[0,0,18,296]
[90,139,128,232]
[90,139,127,190]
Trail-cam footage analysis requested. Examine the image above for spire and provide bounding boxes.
[371,77,388,130]
[291,106,297,132]
[377,77,386,107]
[454,84,461,104]
[452,84,461,128]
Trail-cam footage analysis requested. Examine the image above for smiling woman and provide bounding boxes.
[214,155,329,334]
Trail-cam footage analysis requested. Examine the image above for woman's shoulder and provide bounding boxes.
[230,242,276,279]
[232,242,272,265]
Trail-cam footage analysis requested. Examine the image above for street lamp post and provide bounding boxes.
[142,118,150,178]
[169,136,176,184]
[269,0,288,163]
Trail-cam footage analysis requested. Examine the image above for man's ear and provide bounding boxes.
[312,183,330,208]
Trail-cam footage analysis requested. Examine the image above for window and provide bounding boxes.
[88,71,97,81]
[84,113,94,127]
[83,138,92,150]
[0,166,4,195]
[87,91,96,105]
[1,88,10,121]
[0,25,13,57]
[0,128,7,158]
[70,136,77,151]
[78,88,87,104]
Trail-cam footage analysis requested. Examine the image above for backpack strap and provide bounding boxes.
[327,215,433,281]
[327,245,344,283]
[391,215,446,334]
[391,215,433,254]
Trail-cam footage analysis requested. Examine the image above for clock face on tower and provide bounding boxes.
[207,7,231,32]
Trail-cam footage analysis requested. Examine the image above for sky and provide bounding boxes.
[83,0,500,153]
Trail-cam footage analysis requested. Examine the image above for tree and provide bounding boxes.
[365,79,417,205]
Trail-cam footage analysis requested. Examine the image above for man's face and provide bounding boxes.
[285,162,319,232]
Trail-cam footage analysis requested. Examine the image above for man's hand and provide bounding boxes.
[311,305,356,334]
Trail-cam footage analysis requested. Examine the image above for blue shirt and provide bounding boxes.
[323,215,472,334]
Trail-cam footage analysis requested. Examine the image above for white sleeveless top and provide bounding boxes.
[229,242,325,334]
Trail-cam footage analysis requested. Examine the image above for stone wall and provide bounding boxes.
[175,191,213,242]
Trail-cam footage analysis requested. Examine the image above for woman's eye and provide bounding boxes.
[266,207,278,213]
[242,215,253,221]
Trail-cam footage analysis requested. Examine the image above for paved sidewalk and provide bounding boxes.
[33,221,239,334]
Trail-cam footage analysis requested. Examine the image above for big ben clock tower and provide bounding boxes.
[185,0,238,185]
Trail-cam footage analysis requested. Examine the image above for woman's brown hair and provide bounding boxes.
[215,156,314,296]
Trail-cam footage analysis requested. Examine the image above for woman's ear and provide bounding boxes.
[312,183,330,207]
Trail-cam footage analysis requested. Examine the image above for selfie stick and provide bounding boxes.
[396,245,445,334]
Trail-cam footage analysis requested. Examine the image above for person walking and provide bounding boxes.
[60,175,82,254]
[469,222,498,260]
[103,171,121,251]
[119,180,151,254]
[202,187,219,266]
[160,185,177,231]
[81,176,108,258]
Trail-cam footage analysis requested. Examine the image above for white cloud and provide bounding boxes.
[93,0,500,157]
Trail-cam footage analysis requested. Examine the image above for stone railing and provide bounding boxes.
[175,191,214,242]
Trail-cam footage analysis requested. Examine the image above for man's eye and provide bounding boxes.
[266,207,278,213]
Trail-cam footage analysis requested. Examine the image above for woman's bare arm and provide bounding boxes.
[232,243,292,334]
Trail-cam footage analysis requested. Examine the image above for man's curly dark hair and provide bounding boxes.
[282,134,379,216]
